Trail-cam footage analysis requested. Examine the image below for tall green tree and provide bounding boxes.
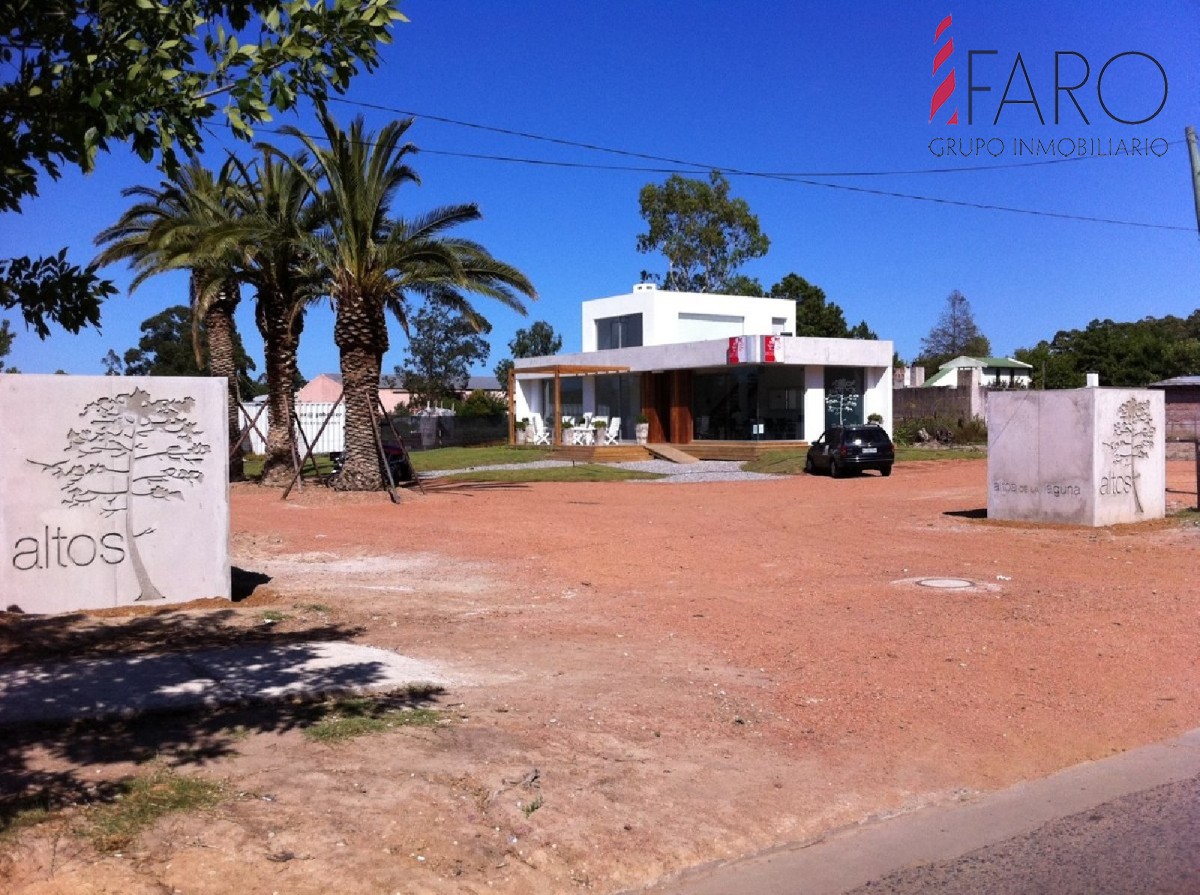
[398,302,491,409]
[1,0,404,339]
[94,161,247,480]
[1012,339,1084,389]
[917,289,991,372]
[770,273,876,339]
[1015,312,1200,388]
[772,273,846,337]
[101,348,122,376]
[0,317,17,372]
[281,107,535,491]
[636,171,769,293]
[218,147,320,485]
[847,320,879,340]
[493,320,562,394]
[119,304,258,391]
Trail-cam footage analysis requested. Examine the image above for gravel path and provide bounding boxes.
[423,457,782,483]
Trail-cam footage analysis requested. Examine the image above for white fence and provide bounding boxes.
[239,402,345,454]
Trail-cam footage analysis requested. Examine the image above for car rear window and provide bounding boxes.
[847,427,891,445]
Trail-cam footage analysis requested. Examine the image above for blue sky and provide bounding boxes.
[4,0,1199,379]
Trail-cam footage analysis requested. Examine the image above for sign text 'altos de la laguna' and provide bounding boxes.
[987,388,1165,527]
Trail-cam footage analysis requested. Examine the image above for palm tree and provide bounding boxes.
[390,210,535,332]
[94,162,247,481]
[280,106,536,491]
[218,147,320,486]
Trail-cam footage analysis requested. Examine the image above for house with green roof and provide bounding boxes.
[923,355,1033,389]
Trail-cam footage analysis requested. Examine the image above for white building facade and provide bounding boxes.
[512,285,893,447]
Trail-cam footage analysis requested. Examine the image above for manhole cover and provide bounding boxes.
[916,577,975,589]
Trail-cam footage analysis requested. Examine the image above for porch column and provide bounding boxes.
[669,371,693,444]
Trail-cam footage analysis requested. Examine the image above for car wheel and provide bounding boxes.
[830,459,842,478]
[880,465,892,477]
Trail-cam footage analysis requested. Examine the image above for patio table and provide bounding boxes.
[568,426,595,446]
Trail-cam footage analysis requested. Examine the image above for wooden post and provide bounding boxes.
[553,371,563,445]
[508,367,516,445]
[281,396,344,501]
[1186,128,1200,509]
[1188,126,1200,234]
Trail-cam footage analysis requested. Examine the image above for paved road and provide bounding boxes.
[840,773,1200,895]
[643,728,1200,895]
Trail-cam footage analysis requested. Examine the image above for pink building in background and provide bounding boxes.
[296,373,501,413]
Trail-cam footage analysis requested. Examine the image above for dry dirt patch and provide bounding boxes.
[2,460,1198,894]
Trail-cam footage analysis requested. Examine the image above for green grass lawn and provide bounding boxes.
[407,445,553,472]
[239,446,552,481]
[430,463,664,484]
[743,445,987,475]
[240,454,337,480]
[244,444,985,483]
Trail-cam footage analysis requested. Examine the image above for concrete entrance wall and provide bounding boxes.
[987,389,1165,526]
[1,375,230,613]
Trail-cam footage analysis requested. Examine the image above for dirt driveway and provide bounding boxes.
[3,459,1198,894]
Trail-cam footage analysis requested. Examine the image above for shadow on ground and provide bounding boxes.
[0,604,358,665]
[418,480,531,494]
[232,565,272,601]
[944,508,988,519]
[0,682,442,834]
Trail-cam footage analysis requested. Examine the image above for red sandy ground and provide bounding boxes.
[2,459,1198,894]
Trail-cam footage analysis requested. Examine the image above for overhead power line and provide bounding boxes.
[290,98,1189,233]
[330,96,1184,178]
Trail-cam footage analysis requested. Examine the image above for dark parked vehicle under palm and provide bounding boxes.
[805,425,895,477]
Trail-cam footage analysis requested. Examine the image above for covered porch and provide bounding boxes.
[550,440,809,463]
[509,331,898,461]
[509,363,636,447]
[510,363,817,460]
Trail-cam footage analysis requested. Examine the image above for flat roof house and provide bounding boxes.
[510,284,893,458]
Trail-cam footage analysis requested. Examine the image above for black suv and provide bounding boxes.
[805,425,894,477]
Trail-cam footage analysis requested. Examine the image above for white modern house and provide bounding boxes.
[509,284,893,457]
[923,356,1033,389]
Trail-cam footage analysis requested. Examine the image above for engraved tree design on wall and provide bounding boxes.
[1102,396,1155,515]
[29,388,210,601]
[825,378,860,426]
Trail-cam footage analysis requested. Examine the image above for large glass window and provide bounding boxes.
[692,366,805,441]
[593,374,639,439]
[596,313,643,349]
[540,377,583,421]
[760,365,806,440]
[824,367,865,429]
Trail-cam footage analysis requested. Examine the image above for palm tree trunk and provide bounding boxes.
[334,292,387,491]
[203,280,244,483]
[260,295,304,487]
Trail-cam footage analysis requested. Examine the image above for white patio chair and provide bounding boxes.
[602,416,621,445]
[529,412,552,446]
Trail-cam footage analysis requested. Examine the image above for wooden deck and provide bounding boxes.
[678,440,809,461]
[545,440,808,463]
[550,444,653,462]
